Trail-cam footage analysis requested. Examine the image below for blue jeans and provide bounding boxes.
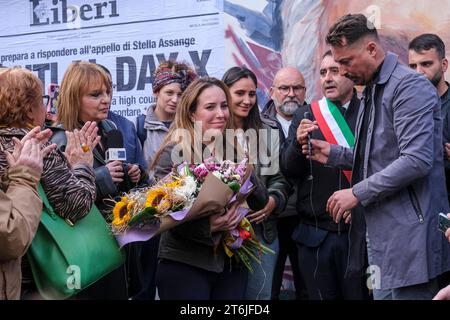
[245,224,279,300]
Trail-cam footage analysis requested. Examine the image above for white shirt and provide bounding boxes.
[276,113,292,138]
[341,101,351,111]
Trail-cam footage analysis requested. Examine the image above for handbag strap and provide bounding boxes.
[37,183,57,219]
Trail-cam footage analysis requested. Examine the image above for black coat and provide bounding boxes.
[51,120,148,213]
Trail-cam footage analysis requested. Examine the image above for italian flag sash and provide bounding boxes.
[311,97,355,183]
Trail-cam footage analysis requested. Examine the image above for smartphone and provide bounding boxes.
[438,213,450,233]
[46,83,59,122]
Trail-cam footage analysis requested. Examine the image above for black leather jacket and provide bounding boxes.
[50,120,148,213]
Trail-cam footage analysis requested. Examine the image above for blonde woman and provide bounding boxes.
[151,77,268,300]
[52,61,147,299]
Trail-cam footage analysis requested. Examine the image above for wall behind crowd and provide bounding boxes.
[1,0,449,123]
[0,0,225,123]
[225,0,450,104]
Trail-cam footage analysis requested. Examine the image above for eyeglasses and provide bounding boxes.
[275,85,306,95]
[43,95,50,107]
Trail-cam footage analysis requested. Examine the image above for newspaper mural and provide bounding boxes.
[0,0,225,122]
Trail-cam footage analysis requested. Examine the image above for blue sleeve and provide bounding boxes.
[353,74,438,206]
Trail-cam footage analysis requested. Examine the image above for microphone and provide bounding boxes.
[105,129,133,191]
[105,129,127,162]
[304,111,314,181]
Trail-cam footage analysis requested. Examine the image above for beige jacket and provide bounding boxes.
[0,165,42,300]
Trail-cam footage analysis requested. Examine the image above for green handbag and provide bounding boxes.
[27,184,125,300]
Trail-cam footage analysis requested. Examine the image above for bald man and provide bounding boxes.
[263,67,306,125]
[261,67,307,300]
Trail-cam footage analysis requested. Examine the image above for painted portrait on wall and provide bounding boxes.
[225,0,450,103]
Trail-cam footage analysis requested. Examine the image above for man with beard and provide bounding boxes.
[408,34,450,202]
[408,34,449,104]
[409,33,450,294]
[302,14,450,300]
[280,51,367,300]
[261,67,307,300]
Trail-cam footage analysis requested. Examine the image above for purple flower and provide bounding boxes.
[204,158,220,171]
[234,159,247,183]
[193,164,209,181]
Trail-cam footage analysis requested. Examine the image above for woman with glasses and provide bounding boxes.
[222,66,290,300]
[0,66,98,299]
[51,61,148,299]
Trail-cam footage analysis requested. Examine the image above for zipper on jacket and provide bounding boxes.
[407,186,424,224]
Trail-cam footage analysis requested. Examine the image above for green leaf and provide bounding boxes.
[227,181,240,192]
[128,206,157,227]
[236,250,254,273]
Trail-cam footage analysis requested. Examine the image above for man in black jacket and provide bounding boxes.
[281,51,368,300]
[261,67,308,300]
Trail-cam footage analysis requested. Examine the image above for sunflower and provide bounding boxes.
[112,200,131,227]
[145,189,167,208]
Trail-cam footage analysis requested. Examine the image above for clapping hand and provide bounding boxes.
[5,126,56,174]
[64,121,100,167]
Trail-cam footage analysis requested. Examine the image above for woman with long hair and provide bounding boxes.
[151,77,268,299]
[222,66,290,300]
[136,60,196,300]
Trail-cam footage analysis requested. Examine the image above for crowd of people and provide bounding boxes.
[2,13,450,300]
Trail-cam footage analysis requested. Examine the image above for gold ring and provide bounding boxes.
[81,143,90,153]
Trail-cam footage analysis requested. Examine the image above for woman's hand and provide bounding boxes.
[210,201,242,233]
[64,122,100,167]
[246,196,276,224]
[106,160,124,183]
[6,138,53,174]
[127,163,141,183]
[80,121,101,150]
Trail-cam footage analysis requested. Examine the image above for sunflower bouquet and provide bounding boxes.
[221,210,275,273]
[111,171,197,232]
[111,157,254,247]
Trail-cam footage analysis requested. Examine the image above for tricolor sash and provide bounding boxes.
[311,97,355,183]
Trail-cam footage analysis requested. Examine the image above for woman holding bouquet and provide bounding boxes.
[222,67,290,300]
[151,77,269,299]
[136,61,197,300]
